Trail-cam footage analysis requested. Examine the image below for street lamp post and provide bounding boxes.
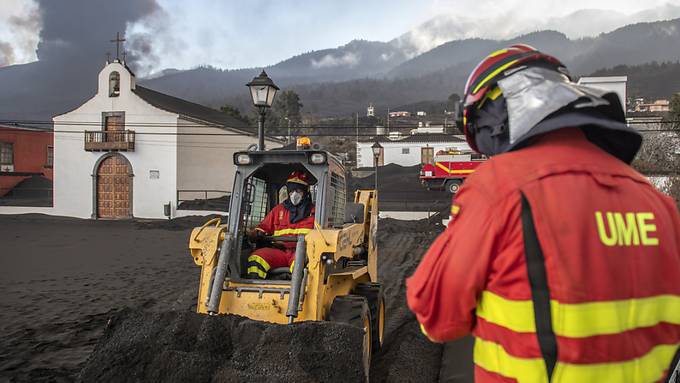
[371,141,383,193]
[246,70,279,151]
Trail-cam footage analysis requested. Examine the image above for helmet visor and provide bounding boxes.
[498,66,615,145]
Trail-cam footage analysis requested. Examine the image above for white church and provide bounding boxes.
[52,59,279,219]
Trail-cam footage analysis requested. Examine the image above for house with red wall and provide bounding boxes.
[0,124,54,202]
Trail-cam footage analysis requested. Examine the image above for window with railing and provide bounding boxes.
[104,114,124,141]
[85,112,134,151]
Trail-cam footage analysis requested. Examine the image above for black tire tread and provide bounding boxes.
[328,295,372,380]
[353,283,384,353]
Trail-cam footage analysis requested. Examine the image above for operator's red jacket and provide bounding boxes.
[406,128,680,382]
[255,203,315,249]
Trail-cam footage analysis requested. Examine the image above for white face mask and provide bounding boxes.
[289,191,303,206]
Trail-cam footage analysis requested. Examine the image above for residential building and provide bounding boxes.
[0,124,53,199]
[577,76,627,113]
[388,111,410,118]
[356,133,469,168]
[633,99,671,113]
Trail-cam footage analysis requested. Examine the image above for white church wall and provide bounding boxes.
[53,61,179,219]
[176,117,281,202]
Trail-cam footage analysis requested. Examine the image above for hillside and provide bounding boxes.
[142,18,680,116]
[388,19,680,79]
[590,61,680,99]
[2,18,680,121]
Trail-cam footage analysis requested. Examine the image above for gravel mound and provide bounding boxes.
[0,214,473,383]
[348,164,450,204]
[78,310,364,383]
[370,218,446,382]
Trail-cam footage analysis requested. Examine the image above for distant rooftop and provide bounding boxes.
[359,132,465,144]
[0,123,53,132]
[578,76,628,84]
[133,86,253,135]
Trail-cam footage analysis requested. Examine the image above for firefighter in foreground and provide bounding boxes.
[247,170,315,279]
[406,44,680,382]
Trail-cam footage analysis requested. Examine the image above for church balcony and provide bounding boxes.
[84,130,135,152]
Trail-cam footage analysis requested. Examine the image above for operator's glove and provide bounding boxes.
[248,229,265,242]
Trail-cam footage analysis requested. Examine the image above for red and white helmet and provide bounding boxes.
[459,44,568,152]
[286,170,310,187]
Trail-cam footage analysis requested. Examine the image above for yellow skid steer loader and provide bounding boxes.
[188,147,384,377]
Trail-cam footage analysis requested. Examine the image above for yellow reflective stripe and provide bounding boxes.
[488,49,508,58]
[287,177,308,186]
[474,338,547,383]
[474,338,679,383]
[247,255,271,271]
[450,204,460,216]
[435,162,475,174]
[477,290,680,337]
[472,59,519,94]
[289,262,294,273]
[273,228,311,236]
[487,86,503,100]
[247,266,267,279]
[476,86,503,109]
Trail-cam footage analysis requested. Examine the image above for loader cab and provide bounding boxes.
[227,150,347,281]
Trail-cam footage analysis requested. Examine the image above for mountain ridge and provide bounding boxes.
[1,15,680,121]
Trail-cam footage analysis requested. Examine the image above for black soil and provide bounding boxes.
[348,164,451,212]
[0,214,473,382]
[0,175,53,206]
[78,310,364,383]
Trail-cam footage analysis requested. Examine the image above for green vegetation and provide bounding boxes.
[590,61,680,100]
[219,104,247,123]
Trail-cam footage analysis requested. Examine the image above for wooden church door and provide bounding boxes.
[97,154,131,218]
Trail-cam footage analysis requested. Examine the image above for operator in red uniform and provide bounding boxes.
[406,44,680,382]
[246,171,315,279]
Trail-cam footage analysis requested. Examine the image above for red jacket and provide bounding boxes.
[255,203,315,249]
[407,128,680,382]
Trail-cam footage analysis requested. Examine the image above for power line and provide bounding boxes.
[3,118,680,128]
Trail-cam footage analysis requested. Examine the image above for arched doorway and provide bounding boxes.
[95,154,132,218]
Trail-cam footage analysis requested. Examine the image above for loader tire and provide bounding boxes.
[328,295,372,380]
[354,283,385,354]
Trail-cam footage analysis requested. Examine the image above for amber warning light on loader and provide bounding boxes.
[297,137,311,150]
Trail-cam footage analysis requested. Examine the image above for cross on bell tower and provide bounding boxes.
[110,32,126,61]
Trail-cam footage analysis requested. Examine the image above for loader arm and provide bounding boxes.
[355,189,378,282]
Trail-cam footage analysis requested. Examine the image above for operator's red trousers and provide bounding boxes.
[246,247,294,279]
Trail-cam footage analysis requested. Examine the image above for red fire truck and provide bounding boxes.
[419,150,487,193]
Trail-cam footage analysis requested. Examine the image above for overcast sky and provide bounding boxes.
[1,0,677,74]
